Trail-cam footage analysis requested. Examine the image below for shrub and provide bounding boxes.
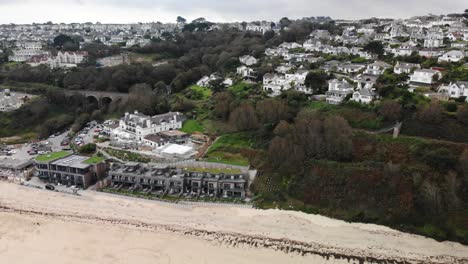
[445,102,458,112]
[79,143,97,154]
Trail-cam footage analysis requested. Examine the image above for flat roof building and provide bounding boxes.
[34,152,106,189]
[109,163,249,199]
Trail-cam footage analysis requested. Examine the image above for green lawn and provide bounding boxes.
[228,82,254,98]
[189,85,212,100]
[36,151,71,162]
[84,156,106,164]
[181,119,204,134]
[208,133,252,152]
[204,151,250,166]
[204,133,253,166]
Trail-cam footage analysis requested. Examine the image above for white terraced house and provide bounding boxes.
[424,35,443,48]
[326,79,354,105]
[48,51,88,69]
[409,69,442,86]
[9,49,49,62]
[438,82,468,101]
[16,41,42,50]
[111,111,185,143]
[245,23,272,34]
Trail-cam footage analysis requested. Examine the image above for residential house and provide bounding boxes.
[409,69,442,86]
[310,29,330,40]
[9,49,49,62]
[326,79,354,104]
[237,66,254,77]
[351,88,378,104]
[364,61,391,76]
[394,62,421,74]
[279,42,302,50]
[321,60,341,72]
[196,74,218,87]
[239,55,258,66]
[263,69,309,96]
[337,62,366,74]
[246,22,272,34]
[438,50,465,63]
[418,49,444,58]
[438,81,468,101]
[424,35,444,48]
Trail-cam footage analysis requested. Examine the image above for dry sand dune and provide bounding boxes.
[0,182,467,264]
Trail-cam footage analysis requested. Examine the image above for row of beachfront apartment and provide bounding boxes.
[108,162,249,199]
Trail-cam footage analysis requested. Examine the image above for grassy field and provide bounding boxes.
[204,133,253,166]
[189,85,212,100]
[180,119,204,134]
[103,148,151,163]
[228,82,254,98]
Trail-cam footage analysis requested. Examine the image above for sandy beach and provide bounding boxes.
[0,182,467,264]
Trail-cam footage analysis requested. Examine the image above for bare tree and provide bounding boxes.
[213,92,233,120]
[418,100,444,124]
[378,101,402,122]
[256,98,289,125]
[229,103,259,131]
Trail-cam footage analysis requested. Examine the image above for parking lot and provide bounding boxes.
[0,130,70,161]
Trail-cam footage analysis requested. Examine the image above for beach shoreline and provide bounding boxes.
[0,182,467,264]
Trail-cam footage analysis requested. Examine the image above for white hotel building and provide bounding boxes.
[111,111,185,143]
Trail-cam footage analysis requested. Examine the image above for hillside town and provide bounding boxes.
[1,6,468,264]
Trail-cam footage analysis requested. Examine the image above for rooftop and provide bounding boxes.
[51,154,92,169]
[36,151,71,162]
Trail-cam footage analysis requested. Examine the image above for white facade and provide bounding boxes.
[364,61,391,76]
[111,111,185,143]
[409,69,441,85]
[326,79,354,105]
[438,82,468,100]
[438,50,465,63]
[394,62,420,74]
[424,36,443,48]
[263,70,309,96]
[48,51,88,69]
[351,88,377,104]
[9,49,49,62]
[239,55,258,66]
[237,66,254,77]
